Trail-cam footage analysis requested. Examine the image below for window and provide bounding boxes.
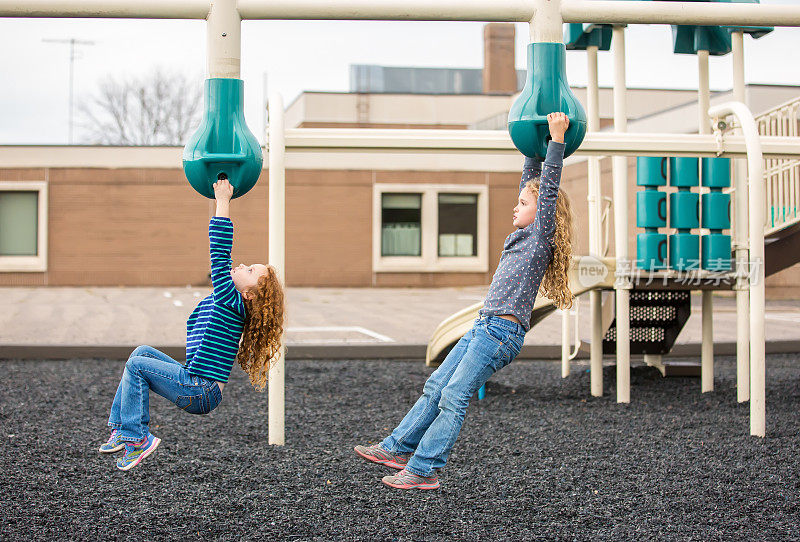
[373,184,488,273]
[0,182,48,272]
[438,193,477,257]
[381,193,421,256]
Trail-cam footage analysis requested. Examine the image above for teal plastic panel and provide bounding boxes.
[701,192,731,230]
[701,233,732,270]
[701,157,731,188]
[669,233,700,271]
[670,191,700,230]
[637,233,668,271]
[637,190,667,229]
[669,157,699,187]
[637,157,668,187]
[564,23,612,51]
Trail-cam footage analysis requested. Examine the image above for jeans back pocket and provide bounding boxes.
[176,393,206,415]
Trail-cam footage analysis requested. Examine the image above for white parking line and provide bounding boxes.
[287,326,395,343]
[764,312,800,323]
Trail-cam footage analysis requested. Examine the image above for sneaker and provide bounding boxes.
[98,429,125,454]
[116,433,161,471]
[382,469,440,490]
[354,443,410,470]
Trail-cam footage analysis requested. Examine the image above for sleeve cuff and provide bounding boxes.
[523,156,538,168]
[545,141,566,165]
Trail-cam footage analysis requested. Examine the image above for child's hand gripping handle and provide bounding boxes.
[214,179,234,218]
[547,112,569,144]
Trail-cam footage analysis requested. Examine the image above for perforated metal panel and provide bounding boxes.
[603,290,691,355]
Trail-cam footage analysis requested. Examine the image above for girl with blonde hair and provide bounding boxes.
[99,178,284,470]
[355,112,574,490]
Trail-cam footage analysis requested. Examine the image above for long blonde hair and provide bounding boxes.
[525,179,575,310]
[236,266,285,391]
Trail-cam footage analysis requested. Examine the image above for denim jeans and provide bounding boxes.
[107,345,223,442]
[381,315,525,476]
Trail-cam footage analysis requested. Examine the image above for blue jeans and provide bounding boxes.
[381,315,525,476]
[107,345,223,442]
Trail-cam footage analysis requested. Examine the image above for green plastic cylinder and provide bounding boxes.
[669,191,700,229]
[701,234,732,271]
[637,190,667,229]
[637,233,668,271]
[183,78,263,199]
[669,157,699,187]
[701,192,731,230]
[701,157,731,188]
[508,43,587,160]
[637,157,668,187]
[669,233,700,271]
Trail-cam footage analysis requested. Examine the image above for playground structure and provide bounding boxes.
[4,1,800,442]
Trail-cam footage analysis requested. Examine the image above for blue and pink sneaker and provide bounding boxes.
[98,429,125,454]
[116,433,161,471]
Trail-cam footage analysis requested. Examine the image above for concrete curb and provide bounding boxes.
[2,340,800,361]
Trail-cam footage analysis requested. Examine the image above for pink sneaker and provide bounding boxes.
[382,469,440,490]
[354,443,410,470]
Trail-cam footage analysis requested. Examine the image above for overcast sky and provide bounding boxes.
[0,0,798,145]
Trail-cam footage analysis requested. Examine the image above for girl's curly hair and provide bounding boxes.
[525,179,575,311]
[236,266,285,391]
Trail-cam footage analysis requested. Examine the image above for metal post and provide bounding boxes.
[709,101,765,437]
[42,37,94,144]
[562,309,571,377]
[731,29,750,403]
[529,0,562,42]
[698,49,714,393]
[612,25,630,403]
[586,44,604,397]
[207,0,241,78]
[268,92,286,445]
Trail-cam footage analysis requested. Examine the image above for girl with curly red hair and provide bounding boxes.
[99,178,284,470]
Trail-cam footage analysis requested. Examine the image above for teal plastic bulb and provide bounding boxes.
[508,43,587,159]
[183,78,263,199]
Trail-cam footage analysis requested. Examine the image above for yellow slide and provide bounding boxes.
[425,256,617,366]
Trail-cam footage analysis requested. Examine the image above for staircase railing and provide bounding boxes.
[754,96,800,236]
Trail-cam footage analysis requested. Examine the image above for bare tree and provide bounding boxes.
[78,68,203,145]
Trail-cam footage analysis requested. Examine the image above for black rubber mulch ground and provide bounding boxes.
[1,354,799,541]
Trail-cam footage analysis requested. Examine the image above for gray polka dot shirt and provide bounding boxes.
[480,141,565,332]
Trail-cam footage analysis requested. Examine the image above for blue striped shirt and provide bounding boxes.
[480,141,565,331]
[185,217,246,383]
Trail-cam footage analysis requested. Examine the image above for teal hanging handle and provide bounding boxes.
[508,42,587,160]
[183,78,263,199]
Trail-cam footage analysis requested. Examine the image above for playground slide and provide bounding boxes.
[426,256,617,366]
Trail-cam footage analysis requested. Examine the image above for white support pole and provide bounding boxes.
[698,49,714,393]
[5,0,800,25]
[561,310,571,378]
[529,0,563,42]
[268,92,286,446]
[281,128,799,159]
[709,101,765,437]
[560,1,800,27]
[207,0,241,78]
[612,25,630,404]
[586,44,604,397]
[731,30,750,403]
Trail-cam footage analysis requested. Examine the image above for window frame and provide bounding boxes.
[0,181,48,272]
[373,183,488,273]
